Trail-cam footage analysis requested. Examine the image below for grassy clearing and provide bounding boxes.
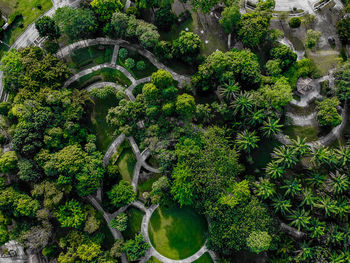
[84,95,119,152]
[0,0,52,55]
[306,49,341,76]
[123,207,144,240]
[70,68,132,89]
[193,253,213,263]
[148,207,207,260]
[283,125,319,142]
[117,48,157,79]
[67,45,114,71]
[148,257,163,263]
[137,174,162,198]
[112,142,136,183]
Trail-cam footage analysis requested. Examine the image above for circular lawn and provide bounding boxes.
[148,207,207,260]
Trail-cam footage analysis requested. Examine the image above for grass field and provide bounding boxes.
[68,45,114,71]
[148,257,163,263]
[123,207,144,240]
[193,253,213,263]
[0,0,52,55]
[137,174,162,199]
[148,207,208,260]
[114,147,136,183]
[283,125,319,142]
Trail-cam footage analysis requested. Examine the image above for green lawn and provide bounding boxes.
[112,145,136,183]
[193,253,213,263]
[68,45,114,71]
[117,48,157,79]
[85,95,120,152]
[148,207,208,260]
[70,68,132,89]
[148,257,163,263]
[123,207,144,240]
[283,125,319,142]
[0,0,52,56]
[306,49,341,76]
[137,174,162,199]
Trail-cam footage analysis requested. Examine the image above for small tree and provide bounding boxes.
[172,31,201,64]
[316,98,342,127]
[110,213,128,231]
[136,61,146,71]
[35,16,61,40]
[90,0,123,23]
[246,231,272,253]
[305,29,321,49]
[154,8,176,31]
[123,234,150,261]
[0,151,18,174]
[108,180,136,208]
[219,6,241,34]
[57,200,85,229]
[289,17,301,28]
[119,48,128,59]
[125,58,135,69]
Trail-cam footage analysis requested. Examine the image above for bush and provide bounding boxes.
[43,40,60,54]
[154,8,176,31]
[90,86,115,99]
[136,61,146,71]
[246,231,272,253]
[0,102,11,116]
[8,11,22,24]
[289,17,301,28]
[125,58,135,69]
[306,29,321,49]
[110,213,128,231]
[126,6,139,17]
[119,48,128,59]
[316,97,342,127]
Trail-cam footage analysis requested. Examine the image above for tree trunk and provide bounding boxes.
[280,222,307,240]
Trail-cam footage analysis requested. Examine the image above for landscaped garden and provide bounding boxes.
[148,207,208,260]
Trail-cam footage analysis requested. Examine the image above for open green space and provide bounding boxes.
[111,141,137,183]
[84,95,120,152]
[306,49,341,76]
[193,253,213,263]
[137,173,162,198]
[148,207,208,260]
[70,68,132,89]
[0,0,52,55]
[117,48,158,79]
[283,125,319,142]
[68,45,114,71]
[123,207,144,240]
[148,257,163,263]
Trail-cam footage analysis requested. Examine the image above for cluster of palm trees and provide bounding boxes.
[253,138,350,262]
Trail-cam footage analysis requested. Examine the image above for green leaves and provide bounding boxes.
[57,200,85,229]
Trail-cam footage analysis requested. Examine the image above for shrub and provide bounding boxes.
[266,59,282,76]
[306,29,322,49]
[119,48,128,59]
[154,8,176,31]
[246,231,272,253]
[125,58,135,69]
[289,17,301,28]
[43,40,60,54]
[126,6,139,17]
[90,86,115,99]
[136,61,146,71]
[8,11,22,24]
[316,97,342,127]
[110,213,128,231]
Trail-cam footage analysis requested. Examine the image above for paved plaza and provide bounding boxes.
[274,0,319,12]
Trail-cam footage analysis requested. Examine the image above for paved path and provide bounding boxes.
[56,38,191,87]
[286,112,318,126]
[112,45,120,65]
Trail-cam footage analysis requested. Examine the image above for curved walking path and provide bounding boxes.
[286,112,318,126]
[56,38,191,87]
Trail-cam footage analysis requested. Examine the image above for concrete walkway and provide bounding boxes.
[286,112,318,126]
[112,45,120,65]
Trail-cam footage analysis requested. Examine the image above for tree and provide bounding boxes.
[53,7,97,41]
[110,213,128,231]
[235,130,260,154]
[231,92,254,116]
[0,49,23,93]
[270,44,297,70]
[336,18,350,45]
[57,200,85,229]
[305,29,321,49]
[219,6,241,34]
[272,194,291,215]
[260,118,283,137]
[123,234,150,261]
[334,62,350,101]
[256,0,275,10]
[219,180,250,208]
[265,59,282,76]
[254,178,276,200]
[289,17,301,28]
[172,31,201,63]
[246,231,272,253]
[287,209,311,230]
[154,8,176,31]
[18,159,41,182]
[110,239,124,258]
[259,77,293,111]
[238,12,271,48]
[151,69,174,89]
[90,0,123,23]
[171,163,195,206]
[110,12,130,38]
[328,171,350,195]
[76,242,102,261]
[316,98,342,127]
[0,151,18,173]
[175,93,196,119]
[108,180,136,208]
[191,0,219,13]
[35,16,61,40]
[281,178,302,197]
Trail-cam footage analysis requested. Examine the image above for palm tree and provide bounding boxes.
[235,130,260,154]
[335,145,350,167]
[247,109,266,126]
[219,80,240,102]
[260,117,283,137]
[315,195,337,217]
[265,161,285,179]
[334,198,350,221]
[295,242,314,261]
[329,251,346,263]
[327,225,345,246]
[230,91,253,117]
[287,208,311,230]
[307,218,325,239]
[299,188,316,208]
[312,146,334,166]
[328,171,350,194]
[254,178,276,199]
[290,136,311,157]
[305,171,326,188]
[272,194,292,215]
[273,145,298,168]
[281,178,302,197]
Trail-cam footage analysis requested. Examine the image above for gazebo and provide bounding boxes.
[297,77,315,95]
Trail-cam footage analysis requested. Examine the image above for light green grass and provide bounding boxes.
[69,45,114,70]
[148,257,163,263]
[137,174,162,199]
[148,207,208,260]
[306,49,341,76]
[0,0,52,54]
[283,125,319,142]
[123,207,144,240]
[114,147,136,183]
[193,253,213,263]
